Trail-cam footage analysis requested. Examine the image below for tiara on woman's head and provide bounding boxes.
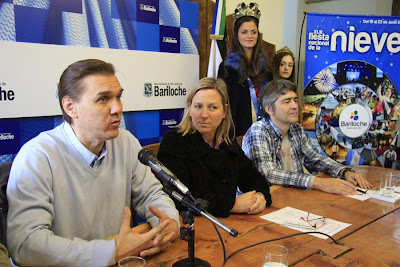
[275,46,295,59]
[233,2,261,24]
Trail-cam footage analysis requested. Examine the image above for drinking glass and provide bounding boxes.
[380,173,395,197]
[262,244,288,267]
[395,175,400,187]
[118,256,146,267]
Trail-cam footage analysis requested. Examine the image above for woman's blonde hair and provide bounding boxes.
[176,77,234,144]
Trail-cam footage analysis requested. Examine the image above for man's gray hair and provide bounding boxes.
[259,79,298,118]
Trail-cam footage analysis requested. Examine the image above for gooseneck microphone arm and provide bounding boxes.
[163,187,239,238]
[138,148,238,267]
[138,148,238,237]
[138,149,196,202]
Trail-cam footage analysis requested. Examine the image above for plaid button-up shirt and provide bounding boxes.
[242,118,344,188]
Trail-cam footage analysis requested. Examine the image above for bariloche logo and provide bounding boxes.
[147,83,187,97]
[339,104,370,138]
[350,111,359,121]
[153,83,187,96]
[0,133,15,140]
[162,119,177,126]
[162,37,178,44]
[140,4,156,12]
[144,83,152,97]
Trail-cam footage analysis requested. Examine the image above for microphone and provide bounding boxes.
[163,187,238,237]
[138,149,194,200]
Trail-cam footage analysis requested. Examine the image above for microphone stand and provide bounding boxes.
[163,187,238,267]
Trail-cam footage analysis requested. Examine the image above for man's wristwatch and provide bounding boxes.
[341,168,355,179]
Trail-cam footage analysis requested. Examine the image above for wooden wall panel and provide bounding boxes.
[188,0,214,79]
[393,0,400,15]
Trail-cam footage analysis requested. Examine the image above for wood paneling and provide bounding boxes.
[193,0,213,79]
[393,0,400,15]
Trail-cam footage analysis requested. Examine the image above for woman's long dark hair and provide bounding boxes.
[271,52,295,82]
[231,16,268,85]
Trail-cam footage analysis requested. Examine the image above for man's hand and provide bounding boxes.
[344,171,373,189]
[139,205,179,257]
[114,206,171,262]
[313,177,357,196]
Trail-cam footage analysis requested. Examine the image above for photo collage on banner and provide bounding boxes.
[303,13,400,168]
[0,0,199,164]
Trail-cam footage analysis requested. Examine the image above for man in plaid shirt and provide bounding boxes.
[242,80,372,195]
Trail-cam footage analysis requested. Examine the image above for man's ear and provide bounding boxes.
[62,96,78,118]
[265,105,273,117]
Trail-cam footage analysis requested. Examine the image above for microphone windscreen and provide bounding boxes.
[138,149,154,165]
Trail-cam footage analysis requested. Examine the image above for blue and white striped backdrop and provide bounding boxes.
[0,0,198,164]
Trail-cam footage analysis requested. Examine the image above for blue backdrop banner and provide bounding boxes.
[0,0,198,163]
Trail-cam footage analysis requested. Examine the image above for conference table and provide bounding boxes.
[141,165,400,266]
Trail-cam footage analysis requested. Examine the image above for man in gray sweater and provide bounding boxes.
[7,59,180,266]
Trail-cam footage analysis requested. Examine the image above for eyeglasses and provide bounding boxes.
[300,212,326,229]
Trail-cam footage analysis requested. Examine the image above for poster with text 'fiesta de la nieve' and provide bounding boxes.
[303,13,400,167]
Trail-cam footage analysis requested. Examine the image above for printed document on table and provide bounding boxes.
[260,206,351,240]
[348,194,370,201]
[347,187,370,201]
[366,187,400,203]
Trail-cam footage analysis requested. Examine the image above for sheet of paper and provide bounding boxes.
[348,194,370,201]
[260,206,351,240]
[347,187,370,201]
[367,187,400,203]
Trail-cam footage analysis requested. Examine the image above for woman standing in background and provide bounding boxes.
[267,46,295,82]
[218,2,268,136]
[267,46,303,121]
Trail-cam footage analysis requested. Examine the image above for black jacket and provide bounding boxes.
[157,129,271,218]
[218,63,254,136]
[218,51,268,136]
[0,161,12,246]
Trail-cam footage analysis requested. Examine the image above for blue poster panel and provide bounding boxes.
[303,13,400,168]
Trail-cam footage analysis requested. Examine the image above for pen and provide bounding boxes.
[357,189,367,194]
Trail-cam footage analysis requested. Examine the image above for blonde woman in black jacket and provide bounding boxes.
[157,77,271,218]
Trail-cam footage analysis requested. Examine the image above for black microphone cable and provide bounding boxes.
[207,220,338,266]
[223,231,338,265]
[211,222,227,262]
